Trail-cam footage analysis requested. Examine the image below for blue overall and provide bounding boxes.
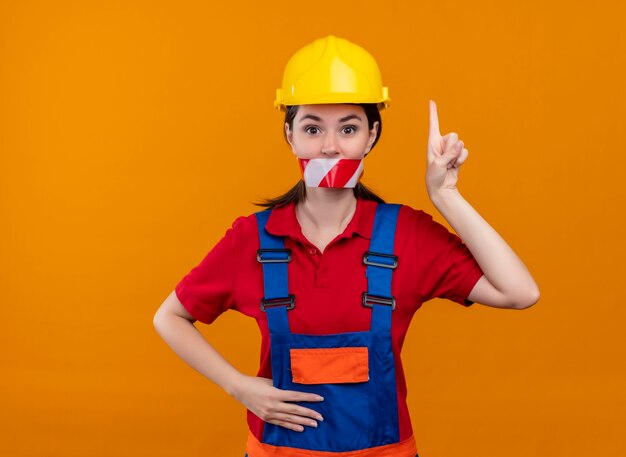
[255,203,402,453]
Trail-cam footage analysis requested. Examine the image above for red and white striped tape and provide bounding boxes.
[298,158,364,188]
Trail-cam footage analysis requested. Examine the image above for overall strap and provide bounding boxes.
[363,203,401,333]
[256,210,292,334]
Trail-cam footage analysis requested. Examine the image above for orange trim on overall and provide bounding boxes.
[290,347,369,384]
[247,432,416,457]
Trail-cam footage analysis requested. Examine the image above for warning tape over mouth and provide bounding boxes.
[299,158,364,188]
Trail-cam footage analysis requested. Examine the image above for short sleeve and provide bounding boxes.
[406,208,483,306]
[174,222,239,324]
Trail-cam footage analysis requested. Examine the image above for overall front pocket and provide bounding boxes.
[289,347,369,384]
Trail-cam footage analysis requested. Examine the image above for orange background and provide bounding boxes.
[1,1,625,456]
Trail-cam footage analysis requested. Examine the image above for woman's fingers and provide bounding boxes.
[273,420,305,432]
[268,389,323,408]
[279,388,324,403]
[428,101,444,161]
[434,137,462,169]
[281,402,324,421]
[425,102,470,192]
[432,132,457,159]
[264,399,324,432]
[260,386,324,431]
[455,147,469,167]
[233,376,324,432]
[275,389,324,421]
[429,100,441,140]
[448,141,464,168]
[443,133,458,152]
[271,411,320,428]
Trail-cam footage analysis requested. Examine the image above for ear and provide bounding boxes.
[285,122,294,149]
[365,121,380,155]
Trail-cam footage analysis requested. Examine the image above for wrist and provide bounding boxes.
[222,371,247,399]
[428,187,462,209]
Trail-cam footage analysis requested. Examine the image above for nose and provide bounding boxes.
[321,133,340,156]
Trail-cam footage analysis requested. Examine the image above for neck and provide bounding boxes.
[296,187,357,231]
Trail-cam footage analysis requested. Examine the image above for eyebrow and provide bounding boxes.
[298,113,363,123]
[299,114,322,122]
[338,114,362,123]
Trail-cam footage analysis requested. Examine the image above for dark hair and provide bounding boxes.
[256,104,385,209]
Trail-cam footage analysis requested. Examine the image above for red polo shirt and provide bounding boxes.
[175,198,483,442]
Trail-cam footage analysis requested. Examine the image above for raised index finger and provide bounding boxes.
[429,100,440,139]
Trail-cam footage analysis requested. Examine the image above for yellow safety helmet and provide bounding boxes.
[274,35,390,111]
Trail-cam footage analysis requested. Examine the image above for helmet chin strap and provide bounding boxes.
[299,158,364,188]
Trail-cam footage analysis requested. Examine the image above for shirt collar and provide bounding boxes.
[265,197,378,242]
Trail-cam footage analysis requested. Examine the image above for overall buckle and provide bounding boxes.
[362,292,396,310]
[363,251,398,269]
[261,295,296,311]
[257,248,292,263]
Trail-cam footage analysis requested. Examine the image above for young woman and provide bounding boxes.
[153,35,539,457]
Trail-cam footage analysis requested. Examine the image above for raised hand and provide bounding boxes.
[232,375,324,432]
[426,100,469,195]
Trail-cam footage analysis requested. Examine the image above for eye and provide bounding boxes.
[304,125,321,135]
[341,125,358,135]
